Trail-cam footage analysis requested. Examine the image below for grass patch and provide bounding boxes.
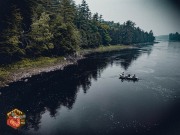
[0,56,65,82]
[0,68,10,81]
[8,57,65,70]
[94,45,129,52]
[80,44,130,54]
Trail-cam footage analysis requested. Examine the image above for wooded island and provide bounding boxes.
[169,32,180,41]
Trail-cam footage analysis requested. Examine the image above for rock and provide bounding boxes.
[24,79,28,82]
[5,84,9,87]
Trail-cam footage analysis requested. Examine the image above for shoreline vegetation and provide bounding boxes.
[169,32,180,41]
[0,0,155,64]
[0,0,156,88]
[0,45,133,88]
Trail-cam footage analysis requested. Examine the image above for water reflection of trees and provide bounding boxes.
[113,49,141,70]
[0,45,153,134]
[0,57,109,133]
[111,45,153,70]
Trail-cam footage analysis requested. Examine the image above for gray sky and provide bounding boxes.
[74,0,180,36]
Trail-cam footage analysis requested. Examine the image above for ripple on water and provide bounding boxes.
[140,80,176,101]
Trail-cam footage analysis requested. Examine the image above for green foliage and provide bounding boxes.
[0,6,26,63]
[107,20,155,45]
[55,22,80,53]
[58,0,76,23]
[169,32,180,41]
[48,0,81,54]
[0,0,155,64]
[0,56,64,82]
[31,12,53,45]
[29,12,53,57]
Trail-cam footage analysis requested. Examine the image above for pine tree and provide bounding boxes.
[0,6,25,63]
[30,12,53,55]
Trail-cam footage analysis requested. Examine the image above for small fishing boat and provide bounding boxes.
[119,74,139,81]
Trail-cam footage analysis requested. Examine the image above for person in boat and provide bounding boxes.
[132,74,136,78]
[128,74,131,77]
[122,72,124,76]
[120,72,124,77]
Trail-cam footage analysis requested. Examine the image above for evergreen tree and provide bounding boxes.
[0,0,155,64]
[30,12,53,55]
[169,32,180,41]
[0,6,25,63]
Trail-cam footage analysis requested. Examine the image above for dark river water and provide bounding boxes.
[0,41,180,135]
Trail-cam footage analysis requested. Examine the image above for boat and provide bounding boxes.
[119,74,139,81]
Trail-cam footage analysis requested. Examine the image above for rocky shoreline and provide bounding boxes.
[0,55,84,88]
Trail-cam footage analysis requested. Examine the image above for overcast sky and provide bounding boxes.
[74,0,180,36]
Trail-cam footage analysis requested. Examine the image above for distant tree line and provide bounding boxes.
[169,32,180,41]
[0,0,155,64]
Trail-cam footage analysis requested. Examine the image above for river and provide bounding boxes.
[0,41,180,135]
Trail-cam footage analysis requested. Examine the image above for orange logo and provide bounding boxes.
[7,109,26,129]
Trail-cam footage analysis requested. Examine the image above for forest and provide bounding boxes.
[0,0,155,64]
[169,32,180,41]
